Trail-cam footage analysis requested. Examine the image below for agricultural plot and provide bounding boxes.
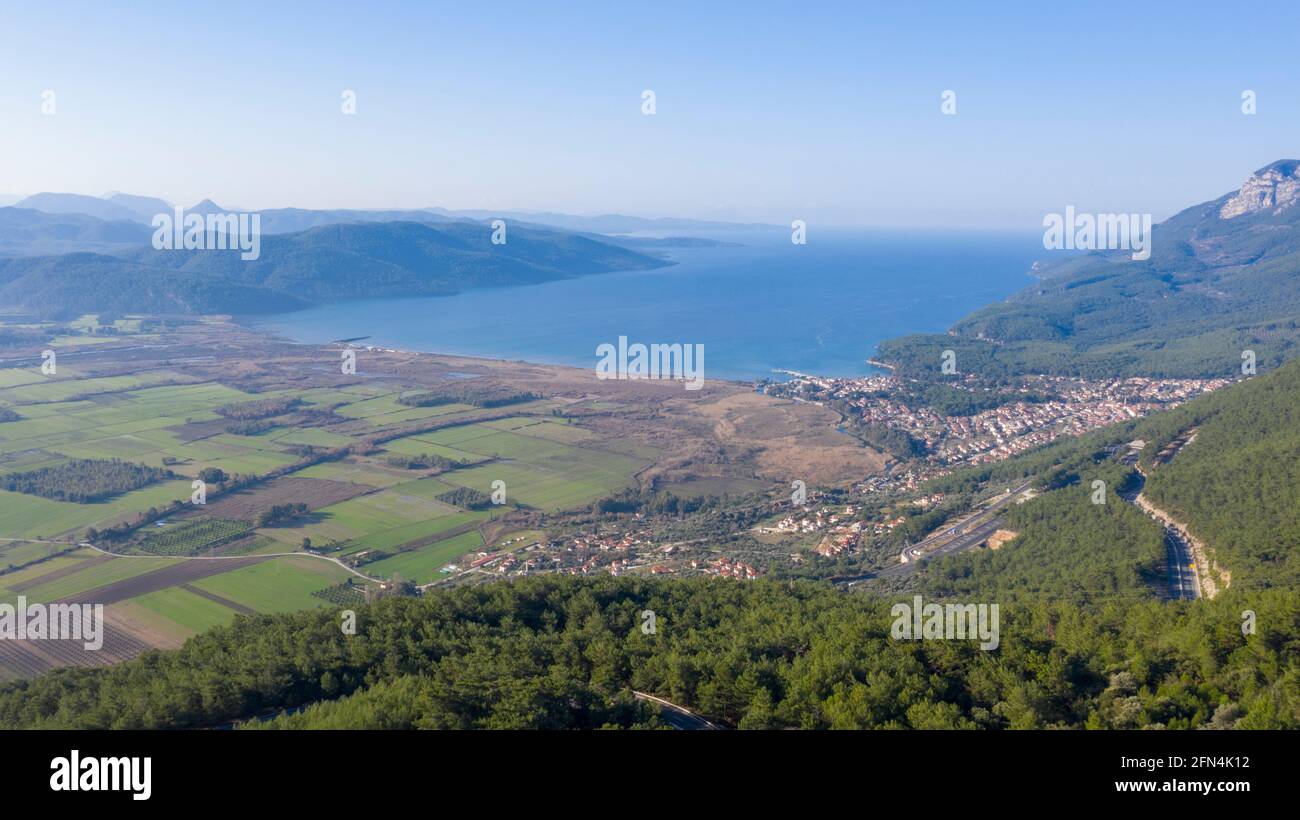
[0,609,159,681]
[363,405,477,427]
[2,553,114,593]
[0,369,48,389]
[0,480,194,539]
[49,335,119,348]
[131,517,254,556]
[438,429,584,462]
[379,435,482,463]
[311,581,368,607]
[290,459,412,488]
[198,476,371,523]
[332,392,417,419]
[0,360,655,679]
[186,449,300,476]
[439,461,612,511]
[2,555,181,606]
[493,418,598,444]
[214,534,288,556]
[0,552,93,593]
[0,372,185,404]
[269,427,355,448]
[0,538,72,571]
[124,586,241,635]
[407,423,505,448]
[259,479,459,546]
[47,434,169,461]
[189,556,354,614]
[340,509,489,555]
[363,530,485,583]
[0,449,65,476]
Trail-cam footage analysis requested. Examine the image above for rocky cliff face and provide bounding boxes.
[1219,159,1300,219]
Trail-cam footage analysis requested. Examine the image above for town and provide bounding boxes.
[768,372,1232,488]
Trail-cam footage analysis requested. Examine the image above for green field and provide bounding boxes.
[257,479,459,545]
[1,555,180,606]
[340,510,489,554]
[440,461,617,511]
[127,586,240,634]
[190,556,354,613]
[289,459,408,487]
[0,539,72,570]
[363,530,485,583]
[0,364,651,670]
[0,552,91,593]
[0,480,195,539]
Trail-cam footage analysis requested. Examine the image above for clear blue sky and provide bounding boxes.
[2,0,1298,228]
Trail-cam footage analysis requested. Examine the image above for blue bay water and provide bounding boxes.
[246,229,1041,382]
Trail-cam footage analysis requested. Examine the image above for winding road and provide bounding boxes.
[633,691,721,730]
[1118,472,1200,600]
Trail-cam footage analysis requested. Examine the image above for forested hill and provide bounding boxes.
[877,160,1300,379]
[0,572,1296,730]
[0,220,669,318]
[1139,357,1300,589]
[916,356,1300,603]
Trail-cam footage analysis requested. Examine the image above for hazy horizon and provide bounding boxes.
[2,0,1299,229]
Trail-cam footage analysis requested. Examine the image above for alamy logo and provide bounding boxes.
[0,597,103,650]
[50,750,151,801]
[890,594,1000,650]
[151,206,261,260]
[596,336,704,390]
[1042,206,1152,261]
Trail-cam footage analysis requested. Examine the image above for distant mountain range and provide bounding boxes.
[878,159,1300,379]
[13,192,147,223]
[0,218,672,318]
[0,208,153,257]
[423,208,778,235]
[3,191,772,242]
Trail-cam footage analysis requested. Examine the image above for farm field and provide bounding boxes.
[291,459,413,487]
[1,554,181,606]
[0,329,725,681]
[440,461,624,511]
[0,538,70,570]
[362,530,485,583]
[0,552,92,594]
[123,586,241,635]
[339,509,489,554]
[188,556,356,614]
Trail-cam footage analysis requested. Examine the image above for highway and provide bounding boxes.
[838,479,1032,585]
[1163,527,1200,600]
[1119,472,1200,600]
[633,691,721,730]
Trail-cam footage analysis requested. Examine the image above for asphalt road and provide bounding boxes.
[1117,471,1199,600]
[633,692,720,730]
[1164,527,1200,600]
[839,480,1032,585]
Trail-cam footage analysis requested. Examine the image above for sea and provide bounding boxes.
[246,229,1042,382]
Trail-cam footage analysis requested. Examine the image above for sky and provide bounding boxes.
[2,0,1299,229]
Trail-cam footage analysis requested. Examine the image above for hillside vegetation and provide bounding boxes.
[879,161,1300,379]
[0,220,668,318]
[0,574,1294,730]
